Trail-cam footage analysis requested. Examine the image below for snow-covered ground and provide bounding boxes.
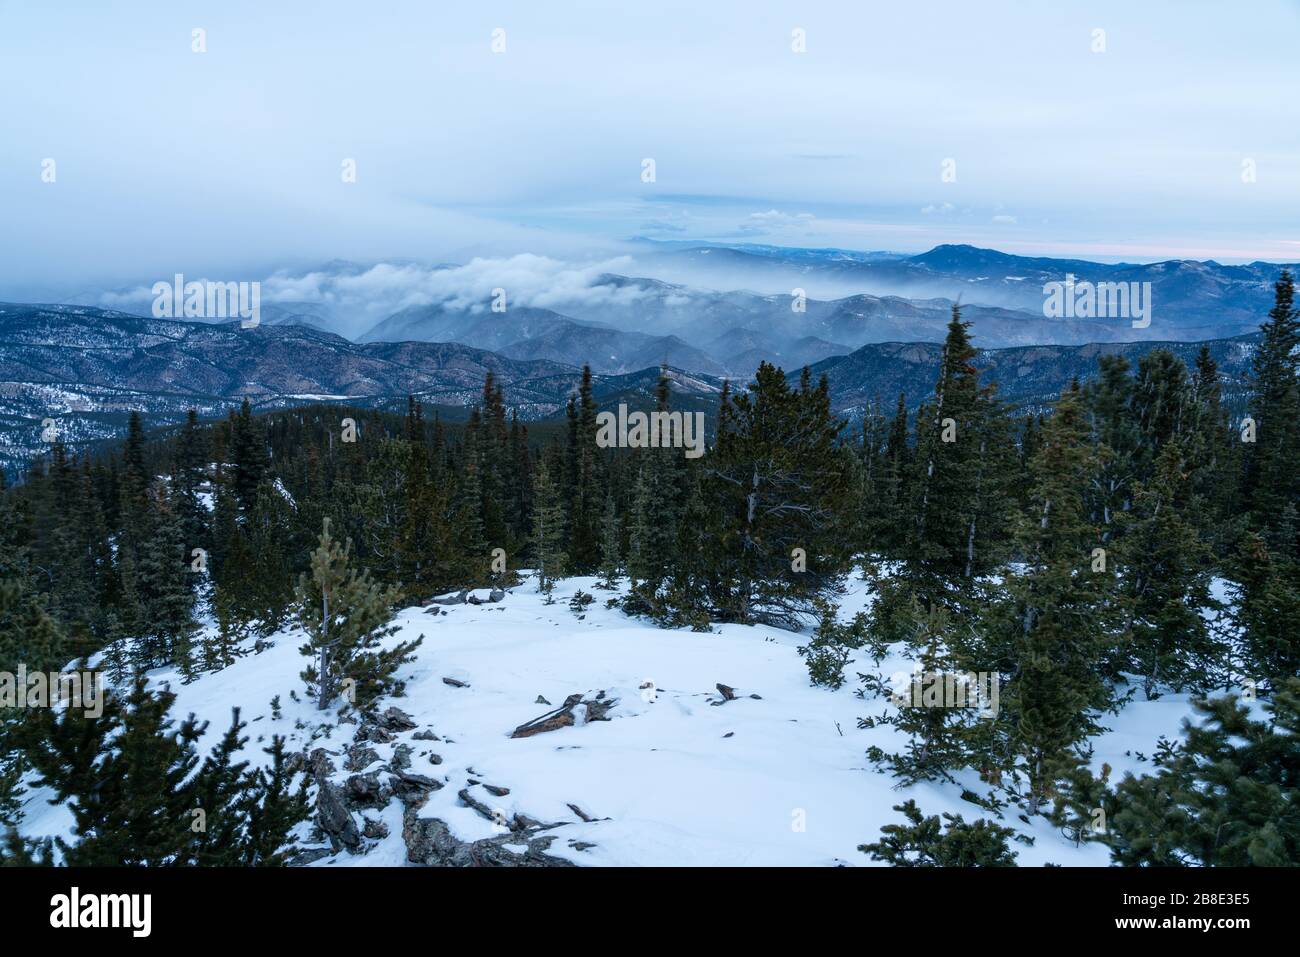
[20,573,1214,867]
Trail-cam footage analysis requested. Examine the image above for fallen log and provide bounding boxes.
[509,691,618,738]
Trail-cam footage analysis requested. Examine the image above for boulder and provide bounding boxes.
[344,771,389,809]
[316,781,361,852]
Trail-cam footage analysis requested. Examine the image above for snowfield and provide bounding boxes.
[21,573,1213,867]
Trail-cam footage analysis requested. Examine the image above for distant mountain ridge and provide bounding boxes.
[56,243,1293,376]
[0,301,1260,475]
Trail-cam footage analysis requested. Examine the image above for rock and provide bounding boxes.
[535,695,551,705]
[413,729,440,741]
[442,677,469,688]
[286,846,334,866]
[428,753,443,766]
[723,731,735,738]
[345,771,389,809]
[390,744,413,771]
[376,706,418,732]
[390,769,442,807]
[402,809,576,867]
[716,683,737,701]
[483,784,510,797]
[429,590,468,606]
[458,787,508,827]
[403,813,464,864]
[363,818,390,840]
[510,691,618,738]
[308,748,337,782]
[354,724,395,744]
[316,781,361,852]
[344,746,382,772]
[489,588,505,602]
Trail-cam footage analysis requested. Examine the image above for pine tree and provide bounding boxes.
[861,601,997,784]
[529,457,568,599]
[978,383,1128,812]
[566,366,603,572]
[596,493,621,590]
[905,307,1013,582]
[25,677,203,865]
[859,800,1021,867]
[0,576,67,827]
[1232,529,1300,683]
[173,408,210,564]
[1061,680,1300,866]
[295,518,421,711]
[1245,270,1300,539]
[1186,347,1240,555]
[798,597,865,690]
[1119,439,1222,695]
[230,399,268,513]
[131,487,199,674]
[705,363,852,627]
[624,370,688,616]
[241,735,310,865]
[1085,355,1140,543]
[871,310,1016,647]
[189,708,254,865]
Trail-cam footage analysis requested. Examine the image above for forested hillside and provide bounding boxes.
[2,273,1297,868]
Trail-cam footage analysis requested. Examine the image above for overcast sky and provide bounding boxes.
[2,0,1298,298]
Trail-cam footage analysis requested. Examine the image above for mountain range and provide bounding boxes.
[0,297,1260,475]
[64,243,1295,380]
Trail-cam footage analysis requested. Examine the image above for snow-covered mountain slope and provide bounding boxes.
[20,574,1216,867]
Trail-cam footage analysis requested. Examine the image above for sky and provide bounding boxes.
[1,0,1298,299]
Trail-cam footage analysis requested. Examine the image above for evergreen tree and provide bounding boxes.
[905,307,1014,583]
[25,677,202,865]
[0,577,67,828]
[798,597,865,690]
[623,370,689,616]
[566,366,603,572]
[859,799,1021,867]
[131,487,199,674]
[1232,530,1300,683]
[1119,439,1222,695]
[1246,270,1300,539]
[861,602,995,784]
[705,363,851,627]
[1085,355,1140,543]
[241,735,310,865]
[529,457,568,599]
[189,708,254,865]
[296,518,421,711]
[1059,680,1300,866]
[230,399,268,513]
[596,493,621,590]
[978,383,1128,812]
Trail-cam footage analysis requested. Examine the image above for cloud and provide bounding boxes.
[748,209,816,223]
[98,255,662,337]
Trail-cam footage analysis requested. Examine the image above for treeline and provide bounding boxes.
[1,272,1297,866]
